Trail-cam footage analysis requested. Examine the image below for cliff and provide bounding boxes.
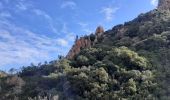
[66,26,104,59]
[66,37,92,59]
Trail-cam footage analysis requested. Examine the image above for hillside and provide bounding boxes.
[1,0,170,100]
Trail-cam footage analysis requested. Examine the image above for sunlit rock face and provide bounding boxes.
[66,26,104,59]
[158,0,170,10]
[66,37,92,59]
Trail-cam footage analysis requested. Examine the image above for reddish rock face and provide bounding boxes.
[66,26,104,59]
[158,0,170,10]
[66,37,91,59]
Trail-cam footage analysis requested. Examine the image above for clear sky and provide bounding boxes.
[0,0,158,71]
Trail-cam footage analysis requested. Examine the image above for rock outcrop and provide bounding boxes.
[66,37,92,59]
[95,26,104,37]
[158,0,170,10]
[66,26,104,59]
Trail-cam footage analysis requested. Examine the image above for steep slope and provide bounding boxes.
[1,0,170,100]
[67,9,170,99]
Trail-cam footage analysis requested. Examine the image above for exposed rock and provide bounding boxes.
[95,26,104,37]
[66,37,92,59]
[158,0,170,10]
[66,26,104,59]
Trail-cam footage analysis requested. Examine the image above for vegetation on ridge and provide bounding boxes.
[1,9,170,100]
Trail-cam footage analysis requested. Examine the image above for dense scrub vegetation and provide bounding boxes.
[1,9,170,100]
[0,46,156,100]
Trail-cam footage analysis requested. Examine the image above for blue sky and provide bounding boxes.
[0,0,158,71]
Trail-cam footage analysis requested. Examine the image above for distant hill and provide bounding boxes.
[1,0,170,100]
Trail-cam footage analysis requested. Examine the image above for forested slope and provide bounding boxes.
[1,4,170,100]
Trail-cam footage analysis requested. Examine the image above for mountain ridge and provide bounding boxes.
[66,0,170,60]
[1,0,170,99]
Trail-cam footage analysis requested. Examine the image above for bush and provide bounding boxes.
[76,55,89,66]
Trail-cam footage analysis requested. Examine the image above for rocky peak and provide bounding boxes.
[158,0,170,10]
[66,36,91,59]
[95,26,104,37]
[66,26,104,59]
